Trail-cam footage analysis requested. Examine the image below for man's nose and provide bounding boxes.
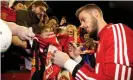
[79,25,84,28]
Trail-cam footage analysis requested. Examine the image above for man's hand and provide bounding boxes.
[51,50,70,67]
[5,22,35,40]
[68,42,82,59]
[12,36,27,48]
[16,26,35,40]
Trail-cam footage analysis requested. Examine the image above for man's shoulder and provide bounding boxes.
[107,23,127,28]
[16,10,32,26]
[105,23,125,32]
[106,23,132,36]
[16,10,29,14]
[16,10,32,18]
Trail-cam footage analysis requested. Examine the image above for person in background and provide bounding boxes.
[11,1,49,48]
[9,1,26,48]
[1,1,16,22]
[51,4,133,80]
[57,24,77,53]
[66,24,78,43]
[1,19,35,73]
[15,1,49,70]
[46,16,59,34]
[60,16,67,27]
[41,24,53,33]
[77,27,96,68]
[10,1,25,11]
[10,1,49,48]
[16,1,49,34]
[1,1,49,73]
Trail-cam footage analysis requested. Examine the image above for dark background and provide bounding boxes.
[46,1,133,29]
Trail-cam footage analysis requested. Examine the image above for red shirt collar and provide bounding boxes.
[98,23,113,38]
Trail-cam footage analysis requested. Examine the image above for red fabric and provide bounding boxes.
[73,23,133,80]
[77,27,85,44]
[57,34,74,53]
[31,34,62,79]
[2,72,31,80]
[77,36,84,44]
[47,65,61,79]
[1,5,16,22]
[36,34,60,47]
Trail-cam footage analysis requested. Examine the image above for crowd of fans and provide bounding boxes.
[1,1,133,80]
[1,1,99,80]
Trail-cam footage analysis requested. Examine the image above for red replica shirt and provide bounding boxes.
[71,23,133,80]
[1,5,16,22]
[57,34,74,53]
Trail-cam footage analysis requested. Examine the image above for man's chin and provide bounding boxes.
[86,30,89,33]
[86,29,90,33]
[89,31,98,40]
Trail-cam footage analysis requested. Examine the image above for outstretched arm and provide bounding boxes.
[5,21,35,40]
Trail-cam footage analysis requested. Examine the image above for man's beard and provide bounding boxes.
[89,17,98,40]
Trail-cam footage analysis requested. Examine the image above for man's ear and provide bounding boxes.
[91,9,99,18]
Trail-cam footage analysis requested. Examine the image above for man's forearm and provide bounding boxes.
[74,56,82,63]
[5,21,20,35]
[12,36,27,48]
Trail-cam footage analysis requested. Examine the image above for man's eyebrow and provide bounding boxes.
[81,17,84,21]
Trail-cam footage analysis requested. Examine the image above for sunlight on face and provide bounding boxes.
[14,3,24,11]
[67,28,74,36]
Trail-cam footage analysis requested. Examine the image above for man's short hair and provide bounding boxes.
[28,1,48,10]
[75,4,103,18]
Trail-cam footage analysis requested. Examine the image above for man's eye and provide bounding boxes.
[82,18,85,22]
